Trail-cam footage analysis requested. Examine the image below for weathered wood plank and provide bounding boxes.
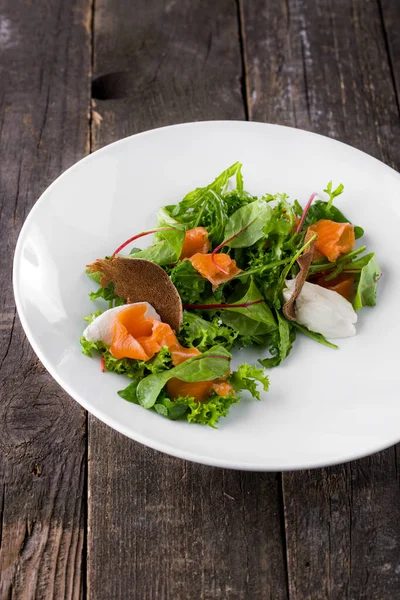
[0,1,91,597]
[380,0,400,101]
[87,2,288,599]
[242,0,400,598]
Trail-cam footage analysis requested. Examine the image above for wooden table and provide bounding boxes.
[1,1,400,598]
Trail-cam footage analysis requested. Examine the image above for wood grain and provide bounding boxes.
[242,0,400,598]
[87,2,288,599]
[0,0,91,597]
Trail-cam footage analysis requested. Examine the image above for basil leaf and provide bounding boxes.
[223,200,273,248]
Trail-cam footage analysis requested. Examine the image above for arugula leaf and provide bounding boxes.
[133,346,232,409]
[229,363,269,400]
[259,310,295,367]
[171,162,242,218]
[291,322,338,349]
[353,254,381,310]
[164,163,251,245]
[223,200,273,248]
[179,312,238,351]
[346,252,375,270]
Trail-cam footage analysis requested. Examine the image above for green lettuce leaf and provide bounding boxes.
[81,337,172,379]
[169,260,210,304]
[179,312,238,351]
[229,363,269,400]
[174,392,239,428]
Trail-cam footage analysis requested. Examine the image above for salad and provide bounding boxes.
[81,163,381,427]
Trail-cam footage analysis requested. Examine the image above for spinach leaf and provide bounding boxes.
[130,227,185,266]
[134,346,232,409]
[353,254,381,310]
[118,380,140,403]
[220,312,273,336]
[154,395,189,420]
[220,279,277,333]
[223,200,273,248]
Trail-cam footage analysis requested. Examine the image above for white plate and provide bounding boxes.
[13,121,400,471]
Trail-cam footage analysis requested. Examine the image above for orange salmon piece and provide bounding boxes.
[308,219,355,262]
[180,227,210,260]
[316,273,356,302]
[188,253,242,289]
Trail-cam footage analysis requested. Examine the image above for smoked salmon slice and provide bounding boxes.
[166,378,234,403]
[308,219,355,262]
[316,273,355,302]
[110,303,198,363]
[188,253,242,289]
[180,227,210,260]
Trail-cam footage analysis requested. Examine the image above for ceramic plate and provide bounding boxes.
[13,121,400,470]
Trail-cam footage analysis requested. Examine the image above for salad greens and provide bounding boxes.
[81,162,381,427]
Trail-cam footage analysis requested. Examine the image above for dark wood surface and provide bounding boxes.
[1,1,400,598]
